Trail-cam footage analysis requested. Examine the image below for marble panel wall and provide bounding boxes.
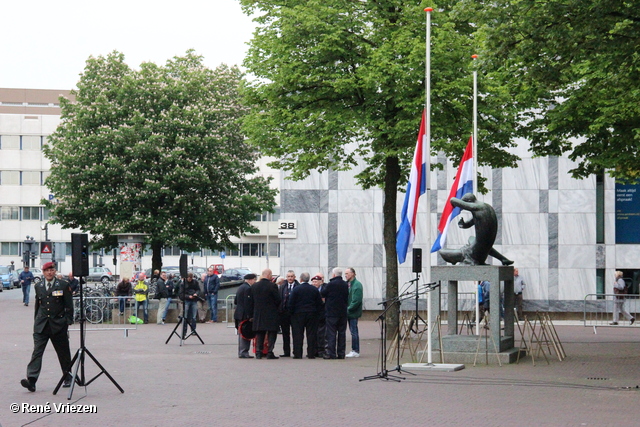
[279,149,640,313]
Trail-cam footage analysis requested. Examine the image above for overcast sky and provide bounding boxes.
[0,0,257,90]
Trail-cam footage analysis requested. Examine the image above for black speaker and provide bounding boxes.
[179,254,188,278]
[71,233,89,277]
[412,248,422,273]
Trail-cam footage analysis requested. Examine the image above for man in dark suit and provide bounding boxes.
[311,273,327,357]
[288,272,323,359]
[234,273,256,358]
[252,269,281,359]
[278,270,299,357]
[21,262,74,392]
[321,267,349,359]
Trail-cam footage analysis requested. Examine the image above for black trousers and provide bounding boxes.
[316,316,326,355]
[255,330,277,355]
[291,312,318,358]
[27,322,71,383]
[279,312,292,355]
[325,316,347,358]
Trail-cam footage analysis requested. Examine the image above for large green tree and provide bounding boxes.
[475,0,640,181]
[240,0,519,330]
[44,51,276,272]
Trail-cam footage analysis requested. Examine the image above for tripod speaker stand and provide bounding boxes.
[54,276,124,399]
[166,262,204,346]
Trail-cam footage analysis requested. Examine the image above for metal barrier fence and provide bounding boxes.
[69,296,139,337]
[226,295,236,328]
[583,293,639,331]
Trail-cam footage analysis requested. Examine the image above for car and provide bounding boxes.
[220,267,252,283]
[0,266,13,290]
[86,267,114,283]
[15,268,43,287]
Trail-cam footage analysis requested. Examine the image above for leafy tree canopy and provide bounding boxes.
[475,0,640,181]
[44,50,276,267]
[239,0,521,329]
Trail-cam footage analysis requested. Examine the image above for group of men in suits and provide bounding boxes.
[234,266,363,360]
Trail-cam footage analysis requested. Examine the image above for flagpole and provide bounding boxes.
[472,54,480,334]
[424,6,433,365]
[472,54,478,196]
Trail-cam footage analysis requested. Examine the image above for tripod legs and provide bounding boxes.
[54,346,124,399]
[165,316,204,346]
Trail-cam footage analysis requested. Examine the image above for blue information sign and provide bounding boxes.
[615,183,640,243]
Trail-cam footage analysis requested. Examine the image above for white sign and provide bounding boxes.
[278,219,298,239]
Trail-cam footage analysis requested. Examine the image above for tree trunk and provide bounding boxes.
[383,155,400,337]
[151,240,163,275]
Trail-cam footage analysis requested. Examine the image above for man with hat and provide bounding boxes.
[234,273,256,358]
[21,261,74,392]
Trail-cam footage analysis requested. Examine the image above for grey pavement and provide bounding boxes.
[1,287,639,426]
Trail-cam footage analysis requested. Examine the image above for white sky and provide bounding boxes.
[0,0,257,90]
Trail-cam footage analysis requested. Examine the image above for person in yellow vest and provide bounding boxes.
[133,273,149,324]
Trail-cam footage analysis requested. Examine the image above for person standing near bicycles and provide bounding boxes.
[155,271,173,325]
[133,273,149,324]
[115,277,132,315]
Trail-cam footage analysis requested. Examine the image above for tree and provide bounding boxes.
[240,0,519,331]
[476,0,640,181]
[43,51,277,272]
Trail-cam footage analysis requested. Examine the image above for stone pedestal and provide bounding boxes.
[429,265,516,363]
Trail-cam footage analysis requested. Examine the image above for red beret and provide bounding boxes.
[42,261,55,271]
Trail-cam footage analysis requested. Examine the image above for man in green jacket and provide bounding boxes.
[345,267,363,358]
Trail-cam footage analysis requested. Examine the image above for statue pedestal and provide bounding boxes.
[429,265,519,364]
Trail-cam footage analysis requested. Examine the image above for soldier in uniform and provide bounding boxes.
[21,262,74,392]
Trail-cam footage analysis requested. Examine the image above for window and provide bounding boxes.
[43,207,50,220]
[202,249,220,256]
[22,207,40,220]
[22,171,41,185]
[1,207,19,220]
[226,244,240,257]
[241,243,259,257]
[164,246,182,256]
[0,242,19,256]
[0,135,20,149]
[260,243,280,257]
[0,171,20,185]
[22,136,41,150]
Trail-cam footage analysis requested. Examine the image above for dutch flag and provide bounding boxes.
[431,136,474,253]
[396,111,427,264]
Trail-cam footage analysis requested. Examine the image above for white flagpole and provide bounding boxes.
[425,6,433,365]
[472,54,480,335]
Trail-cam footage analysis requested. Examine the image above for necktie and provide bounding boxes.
[47,281,53,292]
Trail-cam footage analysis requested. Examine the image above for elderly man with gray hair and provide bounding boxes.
[321,267,349,359]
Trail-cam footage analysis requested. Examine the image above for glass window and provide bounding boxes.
[1,207,19,220]
[22,171,41,185]
[164,246,182,256]
[1,171,20,185]
[22,136,41,150]
[202,248,221,256]
[1,135,20,149]
[43,207,50,220]
[226,244,240,257]
[0,242,20,255]
[22,207,40,220]
[272,207,281,222]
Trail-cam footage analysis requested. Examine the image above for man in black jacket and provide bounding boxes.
[179,273,201,335]
[204,267,221,323]
[252,269,281,359]
[234,273,256,358]
[289,272,323,359]
[321,267,349,359]
[21,262,74,392]
[155,271,173,325]
[278,270,299,357]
